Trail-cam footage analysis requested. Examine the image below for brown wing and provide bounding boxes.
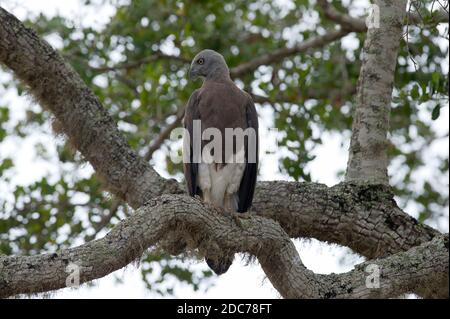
[237,95,258,213]
[183,89,201,196]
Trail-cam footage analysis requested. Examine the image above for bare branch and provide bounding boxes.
[144,109,185,161]
[230,29,351,78]
[409,8,449,24]
[317,0,367,32]
[251,83,357,106]
[84,199,123,242]
[90,51,190,73]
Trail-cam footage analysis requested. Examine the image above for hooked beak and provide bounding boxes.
[189,67,200,80]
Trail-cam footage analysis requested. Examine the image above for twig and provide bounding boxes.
[144,109,185,161]
[85,198,122,241]
[406,1,419,71]
[91,51,190,72]
[230,29,350,77]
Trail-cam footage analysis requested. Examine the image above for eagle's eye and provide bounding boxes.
[197,58,204,65]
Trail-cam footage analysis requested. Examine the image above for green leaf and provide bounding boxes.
[431,103,441,121]
[0,158,14,174]
[411,84,420,100]
[431,72,440,87]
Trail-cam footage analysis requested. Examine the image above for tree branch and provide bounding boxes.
[144,109,185,162]
[1,195,447,298]
[84,198,123,242]
[407,8,449,25]
[317,0,368,32]
[229,29,351,78]
[253,182,439,259]
[251,83,357,106]
[90,51,190,73]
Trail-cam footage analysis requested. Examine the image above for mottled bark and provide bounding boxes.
[346,0,408,184]
[254,182,438,259]
[1,196,447,299]
[0,6,448,299]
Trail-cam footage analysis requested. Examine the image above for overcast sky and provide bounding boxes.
[0,0,448,298]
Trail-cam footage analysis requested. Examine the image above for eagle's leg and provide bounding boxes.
[202,188,212,203]
[224,194,252,227]
[224,161,246,213]
[234,211,253,219]
[222,160,247,225]
[223,193,237,213]
[198,162,214,203]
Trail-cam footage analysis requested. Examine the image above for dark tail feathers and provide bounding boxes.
[205,255,234,275]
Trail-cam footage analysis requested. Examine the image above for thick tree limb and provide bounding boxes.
[0,180,442,298]
[253,182,439,259]
[345,0,408,184]
[0,195,447,299]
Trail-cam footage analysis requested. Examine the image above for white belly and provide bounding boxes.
[197,162,246,211]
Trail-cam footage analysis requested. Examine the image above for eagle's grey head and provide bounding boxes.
[189,49,230,81]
